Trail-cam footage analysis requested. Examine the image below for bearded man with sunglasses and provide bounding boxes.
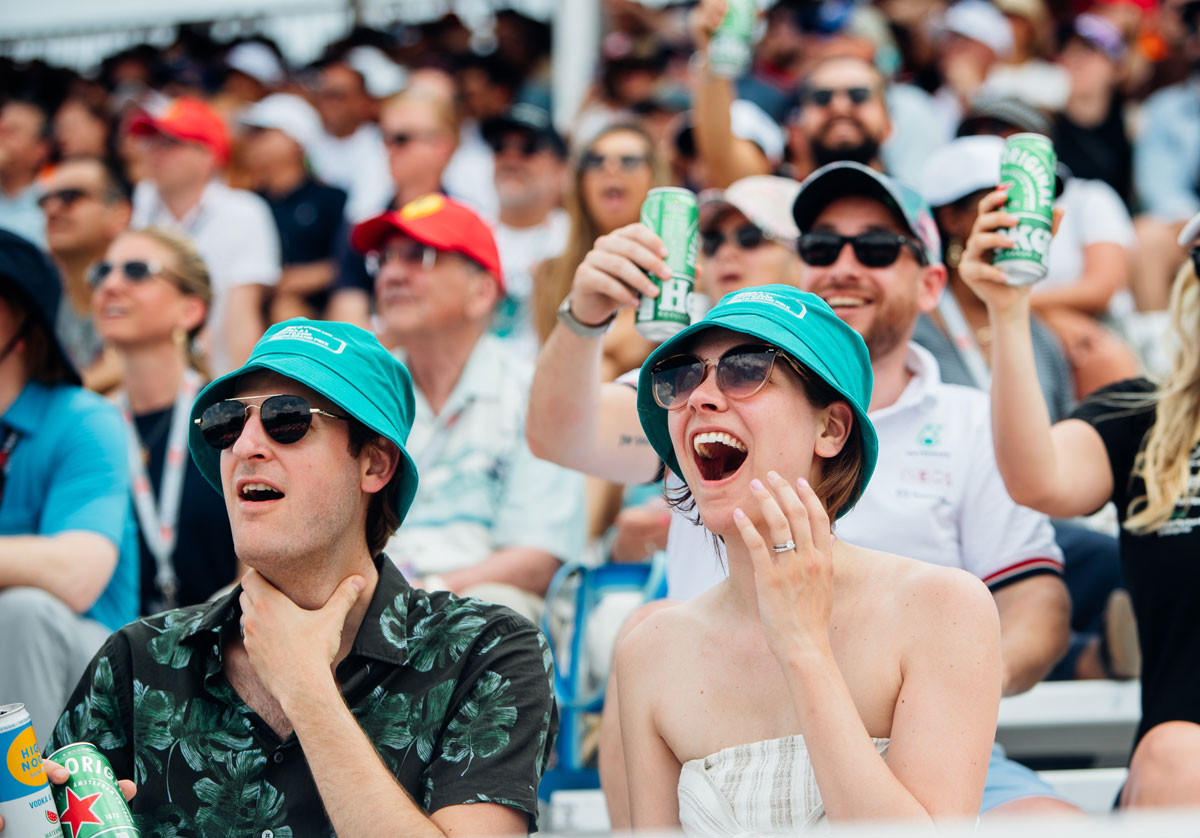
[22,318,558,838]
[0,231,138,750]
[528,161,1075,823]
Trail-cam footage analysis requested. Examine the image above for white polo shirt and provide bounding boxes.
[656,343,1063,600]
[132,180,281,375]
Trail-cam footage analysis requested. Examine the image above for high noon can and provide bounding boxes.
[636,187,698,341]
[0,704,60,838]
[995,132,1057,285]
[707,0,758,78]
[46,743,138,838]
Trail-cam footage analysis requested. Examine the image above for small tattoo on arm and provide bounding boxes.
[619,434,651,447]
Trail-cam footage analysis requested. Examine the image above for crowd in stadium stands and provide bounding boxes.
[1,0,1200,834]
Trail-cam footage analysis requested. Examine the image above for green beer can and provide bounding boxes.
[995,132,1056,285]
[637,187,698,342]
[707,0,758,78]
[47,743,138,838]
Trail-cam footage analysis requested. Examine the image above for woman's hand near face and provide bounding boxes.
[567,223,671,326]
[734,472,835,664]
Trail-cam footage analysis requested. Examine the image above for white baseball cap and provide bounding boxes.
[941,0,1015,57]
[917,135,1004,208]
[239,93,323,152]
[700,175,801,244]
[227,42,286,87]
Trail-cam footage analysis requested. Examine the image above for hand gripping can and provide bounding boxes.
[0,704,60,838]
[46,743,138,838]
[707,0,758,78]
[636,187,698,342]
[994,132,1057,285]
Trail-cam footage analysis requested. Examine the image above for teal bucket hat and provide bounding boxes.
[188,319,420,525]
[635,285,878,518]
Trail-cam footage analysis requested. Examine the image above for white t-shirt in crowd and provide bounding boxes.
[491,209,569,361]
[1039,177,1136,317]
[131,180,280,375]
[308,122,392,223]
[639,344,1064,600]
[443,120,499,222]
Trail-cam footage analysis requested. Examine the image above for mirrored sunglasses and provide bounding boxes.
[195,394,350,449]
[650,344,804,410]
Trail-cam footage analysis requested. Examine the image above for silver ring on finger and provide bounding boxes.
[772,540,796,554]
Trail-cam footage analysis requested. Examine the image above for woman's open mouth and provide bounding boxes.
[692,431,748,482]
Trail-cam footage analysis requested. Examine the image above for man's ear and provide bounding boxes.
[917,264,948,313]
[815,401,853,459]
[361,438,401,494]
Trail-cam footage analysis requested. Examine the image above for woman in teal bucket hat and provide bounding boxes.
[617,285,1002,833]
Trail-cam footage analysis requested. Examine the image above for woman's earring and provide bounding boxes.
[945,237,965,270]
[171,327,188,351]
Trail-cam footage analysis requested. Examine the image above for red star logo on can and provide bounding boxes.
[60,786,103,837]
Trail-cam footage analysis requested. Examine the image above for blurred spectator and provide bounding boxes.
[214,40,286,116]
[533,122,666,381]
[238,94,347,322]
[307,58,391,223]
[41,156,131,392]
[90,228,237,615]
[353,196,584,621]
[0,99,51,246]
[53,97,111,161]
[1055,13,1134,209]
[788,55,892,177]
[416,65,502,219]
[128,97,281,374]
[933,0,1016,138]
[448,54,524,218]
[988,0,1072,110]
[959,97,1140,397]
[1131,0,1200,312]
[0,231,138,749]
[482,104,568,360]
[325,89,460,328]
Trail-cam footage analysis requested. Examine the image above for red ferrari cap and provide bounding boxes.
[128,98,231,165]
[351,194,504,290]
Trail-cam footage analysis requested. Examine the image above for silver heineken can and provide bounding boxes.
[0,704,61,838]
[994,132,1057,285]
[637,187,698,341]
[707,0,758,78]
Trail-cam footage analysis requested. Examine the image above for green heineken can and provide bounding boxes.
[637,187,698,342]
[707,0,758,78]
[47,743,138,838]
[995,132,1057,285]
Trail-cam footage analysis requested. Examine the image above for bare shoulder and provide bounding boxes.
[851,545,999,638]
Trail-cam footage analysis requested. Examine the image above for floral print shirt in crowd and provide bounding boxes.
[50,555,557,837]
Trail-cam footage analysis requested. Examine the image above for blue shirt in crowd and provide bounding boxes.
[0,382,138,631]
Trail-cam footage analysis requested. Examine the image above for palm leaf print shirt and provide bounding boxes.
[49,555,558,837]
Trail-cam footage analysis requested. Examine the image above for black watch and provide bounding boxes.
[557,297,617,337]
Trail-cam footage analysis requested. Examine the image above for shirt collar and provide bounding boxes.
[2,382,52,435]
[185,554,412,667]
[869,341,941,420]
[394,335,505,420]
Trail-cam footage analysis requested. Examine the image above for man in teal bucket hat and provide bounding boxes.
[42,319,558,838]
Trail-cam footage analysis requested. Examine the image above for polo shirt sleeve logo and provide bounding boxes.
[401,194,447,219]
[266,325,347,354]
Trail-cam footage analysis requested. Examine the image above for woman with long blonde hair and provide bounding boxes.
[533,121,669,380]
[92,227,238,614]
[961,191,1200,806]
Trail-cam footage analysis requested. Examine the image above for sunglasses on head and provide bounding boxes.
[700,224,771,258]
[806,86,873,107]
[797,230,926,268]
[580,151,650,173]
[86,260,170,289]
[195,394,350,450]
[650,344,805,410]
[37,187,97,210]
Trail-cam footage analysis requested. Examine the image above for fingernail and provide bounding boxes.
[351,577,365,593]
[797,477,810,488]
[49,765,68,782]
[750,479,764,491]
[767,470,781,483]
[734,508,746,519]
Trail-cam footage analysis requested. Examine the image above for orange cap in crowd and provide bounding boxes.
[128,97,232,165]
[351,194,505,290]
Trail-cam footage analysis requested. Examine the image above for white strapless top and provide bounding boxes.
[677,734,891,837]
